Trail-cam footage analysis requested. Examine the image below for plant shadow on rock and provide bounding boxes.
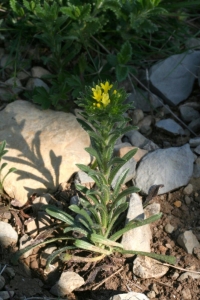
[1,117,62,201]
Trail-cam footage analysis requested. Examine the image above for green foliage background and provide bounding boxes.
[0,0,199,109]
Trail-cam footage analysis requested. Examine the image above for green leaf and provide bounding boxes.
[74,240,112,255]
[0,162,7,172]
[110,213,162,241]
[107,54,118,67]
[90,233,123,249]
[112,169,130,198]
[46,246,76,269]
[116,65,129,82]
[113,186,140,206]
[109,148,138,184]
[117,41,132,64]
[84,147,102,168]
[69,205,94,228]
[117,249,176,265]
[2,167,17,184]
[45,205,75,225]
[76,118,95,133]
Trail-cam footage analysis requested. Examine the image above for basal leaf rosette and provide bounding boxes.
[77,81,131,118]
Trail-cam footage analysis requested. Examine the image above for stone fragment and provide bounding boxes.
[50,271,85,296]
[183,183,193,195]
[0,100,90,205]
[125,130,159,151]
[138,115,153,135]
[178,271,200,281]
[177,230,200,254]
[0,291,14,300]
[26,78,49,91]
[121,194,151,254]
[3,77,23,95]
[181,288,192,300]
[179,105,200,123]
[0,276,5,290]
[17,70,31,81]
[194,144,200,155]
[127,88,163,112]
[149,51,200,106]
[4,267,15,279]
[193,246,200,259]
[0,222,18,247]
[188,118,200,133]
[155,118,185,136]
[144,203,160,218]
[173,200,182,207]
[189,137,200,147]
[147,291,156,299]
[164,223,175,234]
[185,38,200,49]
[117,146,148,162]
[75,170,95,186]
[0,55,14,70]
[133,256,169,279]
[135,144,194,195]
[110,292,149,300]
[130,109,144,125]
[31,66,51,78]
[193,163,200,178]
[185,195,192,205]
[114,143,132,155]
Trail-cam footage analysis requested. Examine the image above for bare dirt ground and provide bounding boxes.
[0,179,200,300]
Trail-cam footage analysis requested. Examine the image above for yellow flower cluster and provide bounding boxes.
[92,81,113,108]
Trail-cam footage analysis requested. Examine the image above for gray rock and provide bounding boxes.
[26,78,49,92]
[155,118,185,136]
[0,55,14,70]
[149,51,200,105]
[189,137,200,147]
[4,77,23,94]
[193,164,200,178]
[193,246,200,259]
[75,170,95,185]
[178,271,200,281]
[164,223,175,234]
[130,109,144,125]
[111,157,137,188]
[194,144,200,155]
[0,275,5,290]
[121,193,151,254]
[127,88,163,112]
[0,222,18,247]
[133,256,169,279]
[31,66,51,78]
[185,38,200,49]
[125,130,159,151]
[144,203,160,218]
[0,100,90,205]
[183,183,193,195]
[188,118,200,133]
[0,291,14,300]
[136,144,194,195]
[50,271,85,296]
[179,105,200,123]
[110,292,149,300]
[138,115,153,135]
[177,230,200,254]
[113,143,132,155]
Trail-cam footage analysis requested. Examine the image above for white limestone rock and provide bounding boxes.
[121,193,151,254]
[0,222,18,247]
[135,144,194,195]
[0,100,90,205]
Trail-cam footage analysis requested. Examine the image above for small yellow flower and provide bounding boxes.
[101,93,110,106]
[113,90,117,94]
[96,103,101,108]
[92,85,102,102]
[100,81,113,93]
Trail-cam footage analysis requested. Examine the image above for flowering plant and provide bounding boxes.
[12,82,176,267]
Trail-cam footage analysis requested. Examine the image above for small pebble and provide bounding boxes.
[147,291,156,298]
[165,223,175,234]
[173,200,182,207]
[0,291,14,300]
[183,183,193,195]
[185,195,192,205]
